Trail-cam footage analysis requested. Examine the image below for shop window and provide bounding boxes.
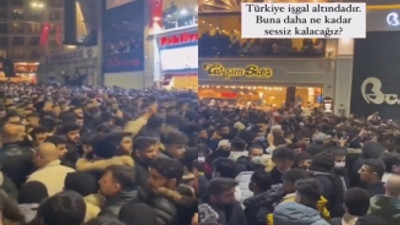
[199,15,326,58]
[0,37,7,46]
[12,37,24,46]
[11,9,24,19]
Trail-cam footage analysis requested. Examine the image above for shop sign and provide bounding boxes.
[202,63,273,79]
[387,12,400,27]
[160,32,198,47]
[49,47,97,63]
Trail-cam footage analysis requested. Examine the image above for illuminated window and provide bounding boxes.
[11,9,24,19]
[11,22,24,33]
[29,23,41,33]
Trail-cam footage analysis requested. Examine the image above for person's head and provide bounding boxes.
[4,110,21,123]
[65,172,98,197]
[45,135,68,159]
[385,174,400,197]
[199,129,208,140]
[249,170,271,195]
[133,136,159,165]
[148,157,184,190]
[231,138,247,152]
[40,117,57,134]
[310,152,334,172]
[217,125,230,139]
[2,122,25,143]
[26,112,40,127]
[38,191,86,225]
[343,187,370,217]
[332,148,347,169]
[34,143,60,168]
[94,132,133,158]
[207,178,237,207]
[163,131,188,159]
[18,181,49,204]
[358,159,386,184]
[355,215,388,225]
[85,216,126,225]
[72,107,84,118]
[99,165,136,197]
[58,122,81,144]
[52,104,61,116]
[294,152,312,170]
[294,178,322,209]
[119,203,157,225]
[30,126,49,146]
[272,147,295,173]
[213,158,238,179]
[248,144,264,162]
[380,152,400,174]
[282,168,310,193]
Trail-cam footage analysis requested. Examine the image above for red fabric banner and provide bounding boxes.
[39,24,50,47]
[149,0,163,28]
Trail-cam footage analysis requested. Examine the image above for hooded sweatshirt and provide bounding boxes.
[369,195,400,225]
[274,202,330,225]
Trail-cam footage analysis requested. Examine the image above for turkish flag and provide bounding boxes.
[39,24,50,47]
[149,0,163,28]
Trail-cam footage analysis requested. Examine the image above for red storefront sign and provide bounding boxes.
[160,32,198,47]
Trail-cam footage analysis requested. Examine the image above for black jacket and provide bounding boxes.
[0,143,35,188]
[100,189,139,217]
[134,158,150,189]
[211,202,248,225]
[151,196,178,225]
[270,167,283,185]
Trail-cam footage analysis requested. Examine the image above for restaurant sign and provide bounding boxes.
[202,63,273,79]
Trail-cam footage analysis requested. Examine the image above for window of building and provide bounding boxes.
[0,37,7,46]
[0,10,7,20]
[50,0,62,8]
[11,9,24,20]
[11,23,24,33]
[30,37,40,45]
[50,11,61,21]
[11,0,23,6]
[29,23,41,33]
[0,24,8,33]
[12,37,25,46]
[12,48,25,59]
[30,50,40,59]
[49,40,59,48]
[0,0,7,7]
[0,50,7,58]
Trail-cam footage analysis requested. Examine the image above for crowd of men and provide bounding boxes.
[0,83,198,225]
[1,82,400,225]
[198,103,400,225]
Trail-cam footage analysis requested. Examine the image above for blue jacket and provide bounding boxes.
[274,202,330,225]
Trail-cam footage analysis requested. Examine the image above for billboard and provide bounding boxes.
[103,0,144,72]
[351,31,400,119]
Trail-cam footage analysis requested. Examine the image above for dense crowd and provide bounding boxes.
[0,83,198,225]
[198,102,400,225]
[199,31,325,57]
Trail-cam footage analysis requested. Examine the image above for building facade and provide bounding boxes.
[0,0,64,79]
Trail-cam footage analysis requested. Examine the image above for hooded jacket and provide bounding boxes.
[274,202,330,225]
[369,194,400,225]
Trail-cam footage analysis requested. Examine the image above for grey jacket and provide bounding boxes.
[274,202,330,225]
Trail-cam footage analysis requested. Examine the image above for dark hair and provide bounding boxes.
[147,114,165,129]
[332,148,347,158]
[272,147,296,161]
[26,112,39,118]
[214,158,238,179]
[282,168,310,185]
[133,136,159,151]
[294,152,312,166]
[183,147,198,171]
[85,216,127,225]
[105,165,136,190]
[30,126,48,139]
[163,131,188,145]
[57,122,81,135]
[355,215,388,225]
[38,191,86,225]
[344,188,370,216]
[310,152,334,171]
[249,144,264,153]
[380,152,400,173]
[40,117,58,132]
[4,110,20,121]
[65,172,98,196]
[295,178,322,207]
[93,132,131,158]
[363,159,386,179]
[207,177,238,197]
[18,181,49,204]
[150,157,184,183]
[231,138,247,151]
[251,170,271,192]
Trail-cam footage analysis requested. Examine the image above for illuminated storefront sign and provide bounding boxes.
[202,63,273,79]
[160,32,198,47]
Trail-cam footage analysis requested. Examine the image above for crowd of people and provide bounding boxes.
[0,83,198,225]
[106,34,143,56]
[199,31,325,57]
[198,103,400,225]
